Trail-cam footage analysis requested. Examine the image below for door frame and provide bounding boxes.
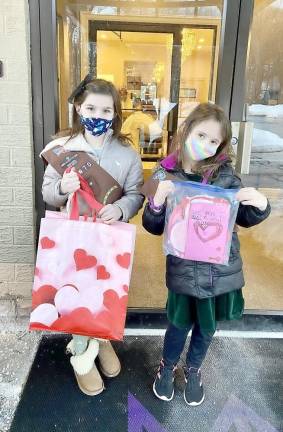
[29,0,282,317]
[87,20,217,144]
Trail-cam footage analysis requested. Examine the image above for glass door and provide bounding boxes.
[87,21,218,168]
[236,0,283,312]
[55,1,222,310]
[95,29,174,162]
[178,27,216,125]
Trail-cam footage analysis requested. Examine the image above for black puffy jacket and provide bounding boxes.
[142,164,271,299]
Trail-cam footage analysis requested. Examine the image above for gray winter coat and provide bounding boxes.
[41,130,144,221]
[142,163,271,298]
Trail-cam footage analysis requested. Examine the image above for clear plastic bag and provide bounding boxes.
[164,181,239,265]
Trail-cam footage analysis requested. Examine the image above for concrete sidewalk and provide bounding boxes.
[0,317,41,432]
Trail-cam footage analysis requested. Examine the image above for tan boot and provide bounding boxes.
[70,339,105,396]
[98,340,121,378]
[74,364,105,396]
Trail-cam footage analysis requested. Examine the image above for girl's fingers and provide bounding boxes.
[102,218,115,225]
[70,183,80,191]
[101,210,114,220]
[240,200,254,206]
[98,205,112,217]
[236,191,256,201]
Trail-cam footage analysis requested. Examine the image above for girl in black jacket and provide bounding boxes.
[142,103,270,406]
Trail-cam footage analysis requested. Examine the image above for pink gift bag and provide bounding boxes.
[30,175,136,340]
[164,181,239,265]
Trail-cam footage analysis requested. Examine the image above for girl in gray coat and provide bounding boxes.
[41,76,144,396]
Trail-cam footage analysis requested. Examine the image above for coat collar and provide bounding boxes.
[40,129,114,158]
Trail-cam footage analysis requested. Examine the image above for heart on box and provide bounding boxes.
[74,249,97,271]
[116,253,131,269]
[194,221,223,243]
[97,265,110,280]
[40,237,56,249]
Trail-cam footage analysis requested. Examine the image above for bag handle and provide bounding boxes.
[65,167,104,220]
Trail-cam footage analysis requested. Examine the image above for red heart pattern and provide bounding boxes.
[30,306,125,340]
[116,253,131,269]
[32,285,57,310]
[97,265,110,280]
[40,237,56,249]
[74,249,97,271]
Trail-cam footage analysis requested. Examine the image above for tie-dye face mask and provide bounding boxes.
[185,136,218,161]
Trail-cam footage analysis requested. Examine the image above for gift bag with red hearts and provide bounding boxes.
[30,174,136,340]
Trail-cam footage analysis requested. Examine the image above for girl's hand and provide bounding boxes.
[98,204,122,224]
[153,180,175,207]
[236,187,268,211]
[60,168,80,194]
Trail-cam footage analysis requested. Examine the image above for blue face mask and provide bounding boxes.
[80,116,113,136]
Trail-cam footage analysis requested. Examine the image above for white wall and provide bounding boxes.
[0,0,35,317]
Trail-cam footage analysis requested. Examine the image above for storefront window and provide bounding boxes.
[240,0,283,310]
[57,0,222,165]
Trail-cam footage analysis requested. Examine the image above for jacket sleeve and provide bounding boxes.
[236,201,271,228]
[142,202,166,235]
[42,164,69,208]
[228,172,272,228]
[113,153,145,222]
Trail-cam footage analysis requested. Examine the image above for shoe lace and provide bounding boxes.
[157,359,177,380]
[184,367,201,388]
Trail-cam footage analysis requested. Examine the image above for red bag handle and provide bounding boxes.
[65,167,104,220]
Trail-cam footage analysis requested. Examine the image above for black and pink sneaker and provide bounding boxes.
[153,359,177,402]
[184,367,205,406]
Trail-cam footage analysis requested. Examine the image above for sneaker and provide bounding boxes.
[184,367,205,406]
[153,359,177,402]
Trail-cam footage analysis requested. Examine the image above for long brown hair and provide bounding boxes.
[55,78,131,146]
[171,102,234,177]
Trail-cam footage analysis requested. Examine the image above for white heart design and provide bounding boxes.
[55,286,80,315]
[30,303,58,326]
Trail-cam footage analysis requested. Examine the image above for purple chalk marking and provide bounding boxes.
[128,392,168,432]
[211,395,279,432]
